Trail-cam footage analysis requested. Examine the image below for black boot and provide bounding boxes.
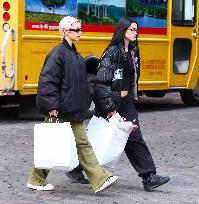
[65,166,89,184]
[142,173,170,191]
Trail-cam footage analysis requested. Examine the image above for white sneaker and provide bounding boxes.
[27,183,54,191]
[95,176,118,194]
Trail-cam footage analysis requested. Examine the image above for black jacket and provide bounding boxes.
[36,39,92,121]
[93,43,140,115]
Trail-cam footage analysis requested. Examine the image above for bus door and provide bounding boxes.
[170,0,198,88]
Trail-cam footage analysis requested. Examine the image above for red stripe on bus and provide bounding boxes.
[82,25,167,35]
[81,24,116,32]
[25,22,167,35]
[139,27,167,35]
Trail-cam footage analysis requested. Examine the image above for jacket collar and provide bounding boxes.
[63,38,77,52]
[131,44,138,53]
[119,42,138,54]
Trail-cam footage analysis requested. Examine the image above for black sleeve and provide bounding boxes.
[93,84,116,115]
[137,48,141,80]
[36,48,63,114]
[93,46,121,115]
[96,46,118,83]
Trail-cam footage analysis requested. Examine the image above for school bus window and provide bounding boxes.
[172,0,196,26]
[173,38,192,74]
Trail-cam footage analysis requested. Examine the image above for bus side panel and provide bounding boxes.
[20,38,61,94]
[187,58,199,89]
[139,39,169,90]
[20,35,111,95]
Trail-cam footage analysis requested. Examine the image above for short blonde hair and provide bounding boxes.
[59,16,81,37]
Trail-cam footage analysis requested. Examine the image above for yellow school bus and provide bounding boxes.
[0,0,198,117]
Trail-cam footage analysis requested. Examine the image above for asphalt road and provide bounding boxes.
[0,93,199,204]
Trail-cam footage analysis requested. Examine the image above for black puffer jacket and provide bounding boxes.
[93,43,140,115]
[36,39,92,122]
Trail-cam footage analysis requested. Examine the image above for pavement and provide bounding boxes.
[0,93,199,204]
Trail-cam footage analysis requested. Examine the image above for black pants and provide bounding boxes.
[118,95,156,178]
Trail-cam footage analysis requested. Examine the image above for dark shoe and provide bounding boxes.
[65,169,89,184]
[143,174,170,191]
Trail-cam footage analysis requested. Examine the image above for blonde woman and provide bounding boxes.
[27,16,118,194]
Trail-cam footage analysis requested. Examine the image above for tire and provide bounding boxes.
[18,95,44,119]
[180,79,199,106]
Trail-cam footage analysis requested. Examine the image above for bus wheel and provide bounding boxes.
[18,95,44,119]
[180,79,199,106]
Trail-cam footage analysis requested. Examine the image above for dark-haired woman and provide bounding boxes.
[93,17,170,192]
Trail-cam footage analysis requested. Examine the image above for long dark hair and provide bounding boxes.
[101,17,138,60]
[109,17,138,48]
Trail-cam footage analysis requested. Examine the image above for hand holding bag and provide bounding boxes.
[34,117,79,171]
[87,113,136,168]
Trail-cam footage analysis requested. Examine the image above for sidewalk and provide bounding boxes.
[0,103,199,204]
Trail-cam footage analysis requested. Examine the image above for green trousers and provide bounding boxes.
[28,117,112,191]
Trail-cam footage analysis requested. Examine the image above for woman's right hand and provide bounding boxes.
[49,109,58,117]
[107,110,117,118]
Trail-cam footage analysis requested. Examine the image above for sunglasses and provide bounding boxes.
[68,28,82,32]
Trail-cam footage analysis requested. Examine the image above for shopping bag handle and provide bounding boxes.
[47,115,59,123]
[106,115,126,122]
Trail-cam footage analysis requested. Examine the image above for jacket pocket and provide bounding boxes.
[60,88,72,113]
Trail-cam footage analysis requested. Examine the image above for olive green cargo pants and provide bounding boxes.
[28,117,112,191]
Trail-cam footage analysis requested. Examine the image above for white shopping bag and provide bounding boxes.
[87,114,133,168]
[34,122,79,171]
[108,113,137,134]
